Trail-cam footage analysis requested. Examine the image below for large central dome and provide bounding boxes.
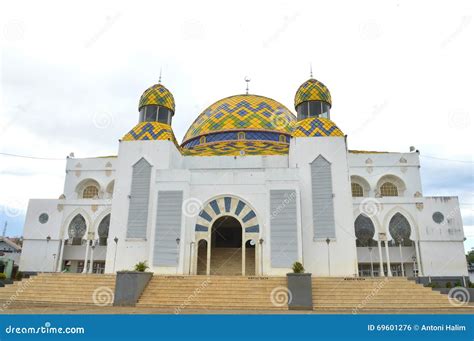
[181,94,296,147]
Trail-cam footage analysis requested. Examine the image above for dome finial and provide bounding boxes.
[310,63,313,78]
[158,67,162,83]
[244,76,251,95]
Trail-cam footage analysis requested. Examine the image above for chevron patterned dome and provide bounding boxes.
[292,117,344,137]
[139,83,175,112]
[181,94,296,146]
[294,78,332,109]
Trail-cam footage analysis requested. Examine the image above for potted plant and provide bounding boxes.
[286,261,312,310]
[134,261,149,272]
[114,261,153,306]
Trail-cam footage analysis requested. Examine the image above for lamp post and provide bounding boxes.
[89,240,96,274]
[368,246,374,277]
[412,256,417,277]
[113,237,119,273]
[326,238,331,276]
[259,238,264,276]
[399,238,405,277]
[176,237,181,274]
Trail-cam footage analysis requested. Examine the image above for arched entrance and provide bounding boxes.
[193,195,260,276]
[210,216,242,275]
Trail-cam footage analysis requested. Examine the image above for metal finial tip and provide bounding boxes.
[310,63,313,78]
[158,68,162,83]
[244,76,251,95]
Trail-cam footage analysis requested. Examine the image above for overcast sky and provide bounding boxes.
[0,0,473,251]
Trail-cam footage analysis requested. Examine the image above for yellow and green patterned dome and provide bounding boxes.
[139,83,175,112]
[182,94,296,145]
[292,117,344,137]
[294,78,332,109]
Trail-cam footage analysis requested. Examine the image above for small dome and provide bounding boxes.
[181,94,296,145]
[292,117,343,137]
[294,78,332,109]
[139,84,175,112]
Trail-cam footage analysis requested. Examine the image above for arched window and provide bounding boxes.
[83,185,99,199]
[200,136,207,144]
[380,182,398,197]
[98,214,110,246]
[237,132,246,140]
[388,213,412,246]
[68,214,87,245]
[351,183,364,197]
[354,214,377,247]
[279,134,286,143]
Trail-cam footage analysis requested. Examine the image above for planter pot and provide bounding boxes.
[113,271,153,306]
[286,273,313,310]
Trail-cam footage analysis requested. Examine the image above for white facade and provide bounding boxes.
[19,81,467,278]
[19,140,467,277]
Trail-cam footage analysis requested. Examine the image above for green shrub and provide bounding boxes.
[0,273,6,280]
[425,282,439,288]
[454,281,462,287]
[134,261,149,272]
[292,261,305,274]
[15,271,23,281]
[445,282,452,288]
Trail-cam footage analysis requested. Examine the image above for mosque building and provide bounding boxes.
[19,76,467,279]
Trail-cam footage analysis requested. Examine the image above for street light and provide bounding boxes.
[113,237,119,273]
[399,238,405,277]
[326,238,331,276]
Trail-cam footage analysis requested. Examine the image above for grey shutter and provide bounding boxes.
[270,190,298,268]
[126,158,152,238]
[311,155,336,239]
[153,190,183,266]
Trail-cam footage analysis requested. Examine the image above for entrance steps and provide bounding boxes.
[312,277,469,312]
[136,275,287,311]
[0,273,115,307]
[210,248,243,275]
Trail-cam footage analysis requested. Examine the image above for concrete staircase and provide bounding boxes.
[137,275,287,311]
[312,277,464,312]
[210,248,242,275]
[0,273,116,307]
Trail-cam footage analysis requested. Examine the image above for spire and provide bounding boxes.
[244,76,251,95]
[158,68,162,83]
[310,63,313,78]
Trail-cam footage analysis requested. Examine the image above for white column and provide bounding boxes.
[88,245,95,273]
[384,241,392,277]
[377,240,384,277]
[56,238,66,272]
[414,240,423,276]
[206,240,211,276]
[82,240,90,274]
[242,238,246,276]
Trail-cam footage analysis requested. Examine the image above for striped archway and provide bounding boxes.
[194,196,260,276]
